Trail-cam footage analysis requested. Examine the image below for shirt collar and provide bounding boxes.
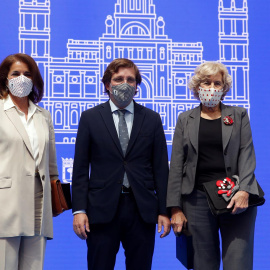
[28,99,39,119]
[3,94,41,115]
[3,94,15,111]
[109,99,134,114]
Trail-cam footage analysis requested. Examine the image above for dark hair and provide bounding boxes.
[102,58,142,95]
[0,53,44,103]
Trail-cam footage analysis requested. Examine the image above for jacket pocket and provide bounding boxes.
[0,177,12,189]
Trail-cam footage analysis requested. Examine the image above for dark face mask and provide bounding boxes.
[110,83,136,108]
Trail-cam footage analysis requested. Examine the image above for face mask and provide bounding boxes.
[7,75,33,98]
[110,83,136,108]
[198,86,223,107]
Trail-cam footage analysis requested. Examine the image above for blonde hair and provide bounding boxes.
[188,61,232,100]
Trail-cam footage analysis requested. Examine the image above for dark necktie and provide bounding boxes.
[118,109,130,188]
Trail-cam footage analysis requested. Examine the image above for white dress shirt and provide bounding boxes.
[109,99,134,137]
[3,95,40,169]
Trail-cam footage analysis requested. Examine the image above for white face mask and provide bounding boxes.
[198,86,223,107]
[7,75,33,98]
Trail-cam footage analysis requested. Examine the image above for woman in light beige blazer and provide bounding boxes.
[0,53,58,270]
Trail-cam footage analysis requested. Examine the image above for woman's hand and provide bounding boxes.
[227,191,249,214]
[171,207,188,236]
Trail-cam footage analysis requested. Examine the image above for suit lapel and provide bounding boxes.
[5,107,34,158]
[33,109,46,165]
[126,102,145,156]
[188,106,200,153]
[99,101,123,156]
[221,103,234,151]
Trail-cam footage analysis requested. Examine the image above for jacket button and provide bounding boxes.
[42,175,45,180]
[124,161,127,165]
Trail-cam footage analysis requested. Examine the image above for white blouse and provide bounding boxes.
[4,95,41,169]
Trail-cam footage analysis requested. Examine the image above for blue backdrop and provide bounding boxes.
[0,0,269,269]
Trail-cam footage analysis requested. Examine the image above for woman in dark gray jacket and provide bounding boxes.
[167,61,260,270]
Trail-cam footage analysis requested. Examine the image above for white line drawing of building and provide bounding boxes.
[219,0,249,106]
[18,0,249,183]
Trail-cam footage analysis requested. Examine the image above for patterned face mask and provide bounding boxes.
[7,75,33,97]
[198,86,223,107]
[110,83,136,108]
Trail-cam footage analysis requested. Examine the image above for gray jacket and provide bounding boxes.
[167,103,259,209]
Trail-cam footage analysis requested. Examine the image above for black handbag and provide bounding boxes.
[203,175,265,216]
[176,229,194,270]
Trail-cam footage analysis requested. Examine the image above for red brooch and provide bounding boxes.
[216,177,236,197]
[216,176,239,202]
[223,116,233,125]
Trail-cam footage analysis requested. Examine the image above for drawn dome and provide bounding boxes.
[105,15,114,27]
[157,17,165,28]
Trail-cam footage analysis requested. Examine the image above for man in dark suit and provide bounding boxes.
[72,58,170,270]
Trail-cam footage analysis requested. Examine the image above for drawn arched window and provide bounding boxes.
[130,0,135,10]
[106,46,112,59]
[71,110,78,125]
[160,77,165,96]
[55,110,62,125]
[71,138,76,144]
[128,48,133,59]
[159,104,166,126]
[124,26,147,36]
[118,48,124,58]
[159,47,165,60]
[138,48,143,58]
[177,105,185,118]
[63,137,69,143]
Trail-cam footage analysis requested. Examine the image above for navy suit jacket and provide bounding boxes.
[167,103,259,209]
[72,100,169,224]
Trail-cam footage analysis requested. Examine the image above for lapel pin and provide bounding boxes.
[223,116,233,125]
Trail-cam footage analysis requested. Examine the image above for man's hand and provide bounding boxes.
[171,207,187,236]
[158,215,171,238]
[73,213,90,240]
[227,191,249,215]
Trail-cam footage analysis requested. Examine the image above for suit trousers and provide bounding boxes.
[0,175,47,270]
[86,192,156,270]
[182,189,257,270]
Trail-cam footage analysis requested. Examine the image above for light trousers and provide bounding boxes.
[0,235,47,270]
[0,175,47,270]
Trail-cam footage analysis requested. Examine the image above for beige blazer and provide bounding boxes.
[0,100,58,239]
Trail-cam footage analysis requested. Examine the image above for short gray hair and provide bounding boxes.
[188,61,232,100]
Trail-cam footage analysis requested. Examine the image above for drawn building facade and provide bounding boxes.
[18,0,249,182]
[219,0,249,106]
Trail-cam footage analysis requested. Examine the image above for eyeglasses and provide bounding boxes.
[200,80,223,90]
[111,76,136,85]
